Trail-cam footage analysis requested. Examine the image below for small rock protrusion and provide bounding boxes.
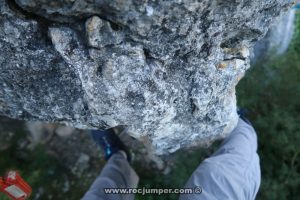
[222,45,250,60]
[72,153,90,175]
[55,126,75,138]
[86,16,124,48]
[217,62,228,69]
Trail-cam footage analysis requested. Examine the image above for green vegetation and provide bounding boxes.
[134,143,220,200]
[0,131,88,200]
[236,13,300,199]
[0,129,65,200]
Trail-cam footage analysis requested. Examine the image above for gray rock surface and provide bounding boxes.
[253,8,296,61]
[0,0,295,154]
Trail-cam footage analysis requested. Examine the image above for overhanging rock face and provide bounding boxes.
[0,0,294,154]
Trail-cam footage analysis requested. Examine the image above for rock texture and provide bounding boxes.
[0,0,295,154]
[253,8,296,61]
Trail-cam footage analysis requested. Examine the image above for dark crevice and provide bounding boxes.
[200,10,211,30]
[110,21,123,31]
[190,98,198,114]
[143,48,154,59]
[143,48,162,65]
[6,0,54,28]
[223,57,246,61]
[260,4,278,13]
[187,73,196,114]
[87,45,102,51]
[96,64,103,77]
[6,0,65,46]
[5,0,125,49]
[200,43,212,57]
[198,10,213,59]
[221,28,263,49]
[220,37,240,49]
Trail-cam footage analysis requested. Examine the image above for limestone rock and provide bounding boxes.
[86,16,124,48]
[253,7,297,61]
[0,0,295,154]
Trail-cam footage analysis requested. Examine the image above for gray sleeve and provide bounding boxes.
[180,118,261,200]
[82,152,139,200]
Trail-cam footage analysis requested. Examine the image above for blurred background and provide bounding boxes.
[0,6,300,200]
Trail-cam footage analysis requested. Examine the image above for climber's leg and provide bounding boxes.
[82,129,138,200]
[82,151,139,200]
[179,118,261,200]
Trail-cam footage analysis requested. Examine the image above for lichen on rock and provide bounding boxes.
[0,0,295,154]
